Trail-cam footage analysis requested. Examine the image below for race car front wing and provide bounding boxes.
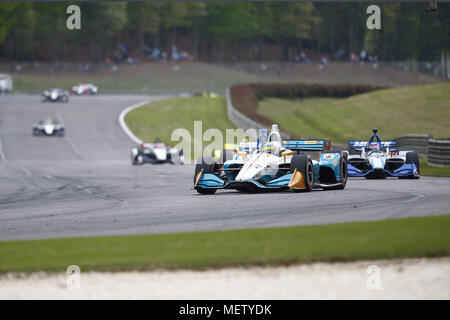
[348,163,419,178]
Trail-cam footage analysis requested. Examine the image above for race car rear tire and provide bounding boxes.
[290,154,313,192]
[404,151,420,179]
[194,156,217,194]
[323,153,348,190]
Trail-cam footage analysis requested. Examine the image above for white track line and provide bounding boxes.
[0,135,8,165]
[118,100,150,145]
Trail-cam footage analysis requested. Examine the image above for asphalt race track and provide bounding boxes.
[0,95,449,240]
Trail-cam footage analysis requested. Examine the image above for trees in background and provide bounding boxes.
[0,2,448,63]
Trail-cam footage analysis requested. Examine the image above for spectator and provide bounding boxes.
[299,51,310,64]
[360,49,367,62]
[335,49,345,60]
[152,48,160,61]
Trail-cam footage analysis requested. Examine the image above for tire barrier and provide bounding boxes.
[396,134,431,156]
[428,138,450,167]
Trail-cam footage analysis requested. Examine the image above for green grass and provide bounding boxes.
[125,96,236,160]
[258,82,450,144]
[0,215,449,273]
[421,158,450,177]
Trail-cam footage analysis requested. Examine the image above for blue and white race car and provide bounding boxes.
[347,129,420,179]
[194,124,348,194]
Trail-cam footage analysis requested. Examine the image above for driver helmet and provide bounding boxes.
[262,141,282,155]
[369,142,380,150]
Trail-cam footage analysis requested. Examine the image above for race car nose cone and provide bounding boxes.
[154,148,167,161]
[44,125,54,135]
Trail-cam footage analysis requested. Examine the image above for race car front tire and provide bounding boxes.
[290,154,313,192]
[194,156,217,194]
[404,151,420,179]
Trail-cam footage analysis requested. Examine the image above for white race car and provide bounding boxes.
[41,88,69,102]
[70,83,98,95]
[347,129,420,179]
[194,124,348,194]
[131,139,184,165]
[0,74,13,94]
[33,118,65,137]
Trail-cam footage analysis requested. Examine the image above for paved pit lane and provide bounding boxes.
[0,95,449,240]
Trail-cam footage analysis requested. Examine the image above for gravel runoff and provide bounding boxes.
[1,258,448,299]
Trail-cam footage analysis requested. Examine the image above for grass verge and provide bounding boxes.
[420,158,450,177]
[257,82,450,144]
[0,215,449,274]
[124,96,236,160]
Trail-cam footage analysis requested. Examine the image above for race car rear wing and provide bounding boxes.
[348,140,397,150]
[283,139,331,152]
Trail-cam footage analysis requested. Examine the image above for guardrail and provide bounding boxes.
[396,135,450,167]
[428,138,450,167]
[396,134,431,156]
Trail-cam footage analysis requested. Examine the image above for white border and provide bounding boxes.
[118,100,150,145]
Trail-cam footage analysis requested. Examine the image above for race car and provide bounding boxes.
[347,129,420,179]
[131,138,184,165]
[41,88,69,102]
[194,124,348,194]
[0,74,13,94]
[70,83,98,95]
[33,118,65,137]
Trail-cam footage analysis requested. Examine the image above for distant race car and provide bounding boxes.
[0,74,13,94]
[33,118,65,137]
[347,129,420,179]
[41,88,69,102]
[70,83,98,95]
[194,124,348,194]
[131,139,184,165]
